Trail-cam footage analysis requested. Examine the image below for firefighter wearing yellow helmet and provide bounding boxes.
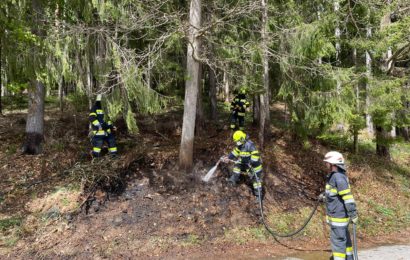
[222,130,263,200]
[230,88,250,130]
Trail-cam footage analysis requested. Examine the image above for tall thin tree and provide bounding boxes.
[0,36,2,115]
[365,26,373,134]
[22,0,46,154]
[179,0,202,172]
[259,0,270,148]
[209,67,217,120]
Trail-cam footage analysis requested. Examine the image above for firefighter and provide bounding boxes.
[89,94,118,157]
[230,88,250,130]
[320,151,358,260]
[222,130,263,200]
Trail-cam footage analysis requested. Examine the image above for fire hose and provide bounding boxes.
[254,173,321,238]
[205,159,358,257]
[254,173,359,259]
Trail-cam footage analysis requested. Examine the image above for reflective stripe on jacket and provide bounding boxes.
[89,101,114,134]
[228,139,262,174]
[325,171,357,225]
[230,94,250,114]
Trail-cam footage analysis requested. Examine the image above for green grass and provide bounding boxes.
[0,217,22,232]
[224,226,269,243]
[391,142,410,164]
[6,144,18,156]
[181,234,202,247]
[0,216,23,247]
[51,141,66,152]
[2,95,28,111]
[317,132,376,153]
[3,234,20,247]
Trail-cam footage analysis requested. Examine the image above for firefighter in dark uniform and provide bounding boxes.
[89,94,118,157]
[230,88,250,130]
[320,151,358,260]
[222,130,263,200]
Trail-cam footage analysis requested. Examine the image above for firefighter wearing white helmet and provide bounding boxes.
[321,151,358,260]
[221,130,263,200]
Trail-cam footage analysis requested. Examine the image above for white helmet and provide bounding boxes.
[323,151,344,165]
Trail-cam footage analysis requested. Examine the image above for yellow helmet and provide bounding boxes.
[240,88,247,94]
[233,130,246,143]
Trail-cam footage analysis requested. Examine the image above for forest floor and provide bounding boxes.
[0,103,410,259]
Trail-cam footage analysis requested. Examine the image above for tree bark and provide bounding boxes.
[0,37,2,115]
[23,80,45,154]
[86,45,93,109]
[223,71,229,103]
[353,48,359,154]
[375,126,390,159]
[58,77,64,113]
[209,67,217,121]
[365,26,374,134]
[253,95,260,125]
[147,43,152,89]
[179,0,202,172]
[196,63,204,133]
[259,0,270,149]
[397,127,409,141]
[23,0,46,155]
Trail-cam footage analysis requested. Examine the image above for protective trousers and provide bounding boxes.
[230,112,245,130]
[330,224,354,260]
[230,163,262,197]
[92,134,117,157]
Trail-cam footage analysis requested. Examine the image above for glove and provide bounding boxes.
[96,94,102,101]
[318,192,326,203]
[350,215,358,224]
[220,156,230,163]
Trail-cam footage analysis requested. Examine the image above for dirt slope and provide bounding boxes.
[1,106,409,259]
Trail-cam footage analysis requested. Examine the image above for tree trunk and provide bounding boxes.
[253,95,260,125]
[0,38,2,115]
[397,127,409,141]
[317,4,323,65]
[23,0,46,155]
[365,26,373,134]
[386,47,397,138]
[196,63,204,133]
[375,126,390,159]
[86,47,93,109]
[209,67,217,121]
[223,71,229,103]
[353,48,359,154]
[147,43,152,89]
[334,0,341,64]
[259,0,270,149]
[179,0,202,172]
[23,80,45,154]
[58,77,64,113]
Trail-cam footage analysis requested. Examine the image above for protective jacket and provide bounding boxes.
[325,170,357,260]
[230,93,250,117]
[89,101,117,156]
[325,170,357,225]
[89,101,114,136]
[228,138,262,193]
[230,93,250,130]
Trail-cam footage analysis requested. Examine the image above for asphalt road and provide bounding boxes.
[281,245,410,260]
